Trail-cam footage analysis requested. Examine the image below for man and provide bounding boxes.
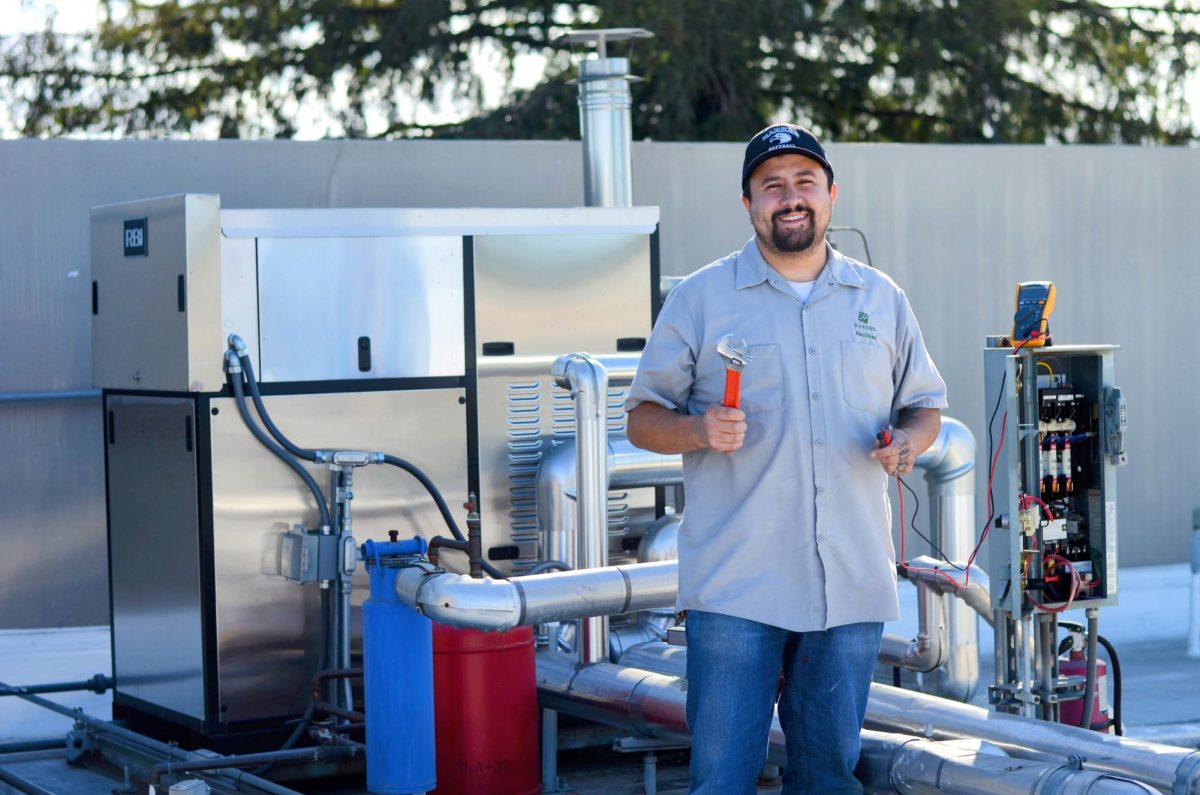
[624,124,947,794]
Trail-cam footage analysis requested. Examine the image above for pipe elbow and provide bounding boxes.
[879,633,944,673]
[551,353,608,416]
[395,566,521,631]
[226,334,248,357]
[916,416,976,483]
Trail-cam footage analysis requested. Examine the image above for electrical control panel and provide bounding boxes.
[984,343,1126,615]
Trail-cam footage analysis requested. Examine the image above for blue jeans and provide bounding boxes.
[685,611,883,795]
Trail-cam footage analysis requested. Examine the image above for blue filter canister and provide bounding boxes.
[363,539,435,794]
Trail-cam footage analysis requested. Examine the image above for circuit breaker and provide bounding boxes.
[984,342,1126,617]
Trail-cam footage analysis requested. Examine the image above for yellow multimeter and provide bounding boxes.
[1011,281,1055,347]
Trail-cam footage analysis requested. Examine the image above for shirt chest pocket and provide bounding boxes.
[840,341,892,415]
[740,343,788,413]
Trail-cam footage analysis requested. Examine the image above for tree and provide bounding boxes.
[3,0,1199,143]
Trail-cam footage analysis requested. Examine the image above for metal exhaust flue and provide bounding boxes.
[559,28,653,207]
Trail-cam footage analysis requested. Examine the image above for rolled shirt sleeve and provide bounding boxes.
[625,288,699,414]
[891,290,949,419]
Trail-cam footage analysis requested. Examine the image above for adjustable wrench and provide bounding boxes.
[715,335,753,409]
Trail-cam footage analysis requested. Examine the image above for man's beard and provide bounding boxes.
[767,206,822,253]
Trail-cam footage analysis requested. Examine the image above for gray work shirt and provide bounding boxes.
[625,238,948,631]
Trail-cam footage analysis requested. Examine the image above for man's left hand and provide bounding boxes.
[870,427,913,476]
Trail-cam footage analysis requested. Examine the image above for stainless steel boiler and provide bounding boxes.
[90,194,660,738]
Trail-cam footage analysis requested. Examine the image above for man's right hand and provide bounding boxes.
[697,404,746,452]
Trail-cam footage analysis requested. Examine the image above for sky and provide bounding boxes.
[5,0,1200,139]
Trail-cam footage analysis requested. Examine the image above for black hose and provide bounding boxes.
[236,348,317,462]
[252,589,333,775]
[381,454,504,579]
[229,343,500,577]
[0,675,111,697]
[523,560,573,576]
[1097,633,1123,735]
[228,358,331,529]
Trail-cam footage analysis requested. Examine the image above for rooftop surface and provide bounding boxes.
[1,563,1197,794]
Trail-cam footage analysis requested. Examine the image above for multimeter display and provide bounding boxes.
[1012,281,1055,346]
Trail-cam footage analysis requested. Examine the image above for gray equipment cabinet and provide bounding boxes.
[983,340,1127,717]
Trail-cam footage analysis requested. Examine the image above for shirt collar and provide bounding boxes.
[735,238,865,291]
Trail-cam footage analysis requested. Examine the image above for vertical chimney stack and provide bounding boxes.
[559,28,654,208]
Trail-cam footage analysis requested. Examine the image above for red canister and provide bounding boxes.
[431,624,540,795]
[1057,650,1110,732]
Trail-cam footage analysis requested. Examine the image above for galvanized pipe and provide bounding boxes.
[0,766,56,795]
[148,745,359,787]
[393,559,677,631]
[0,389,100,404]
[0,679,302,795]
[866,682,1200,792]
[552,353,612,665]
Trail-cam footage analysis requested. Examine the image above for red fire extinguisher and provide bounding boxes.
[1057,649,1110,732]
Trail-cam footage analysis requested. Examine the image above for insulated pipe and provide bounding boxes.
[878,579,947,673]
[0,389,100,404]
[857,730,1157,795]
[535,654,1156,794]
[899,416,980,701]
[866,682,1200,792]
[536,650,776,757]
[552,353,612,665]
[608,618,668,659]
[537,437,682,570]
[394,559,677,631]
[618,641,688,678]
[901,555,994,627]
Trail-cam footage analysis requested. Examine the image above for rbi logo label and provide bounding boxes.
[123,218,148,257]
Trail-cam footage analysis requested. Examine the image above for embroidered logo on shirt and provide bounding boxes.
[854,311,878,341]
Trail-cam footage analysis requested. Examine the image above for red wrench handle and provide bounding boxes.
[722,369,742,409]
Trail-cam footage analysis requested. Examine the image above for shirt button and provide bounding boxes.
[815,439,824,447]
[808,347,816,355]
[817,534,826,542]
[816,486,824,495]
[803,306,811,312]
[811,392,820,401]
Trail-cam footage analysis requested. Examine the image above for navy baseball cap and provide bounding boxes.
[741,123,833,193]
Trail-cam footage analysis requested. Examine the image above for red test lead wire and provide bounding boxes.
[896,333,1040,593]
